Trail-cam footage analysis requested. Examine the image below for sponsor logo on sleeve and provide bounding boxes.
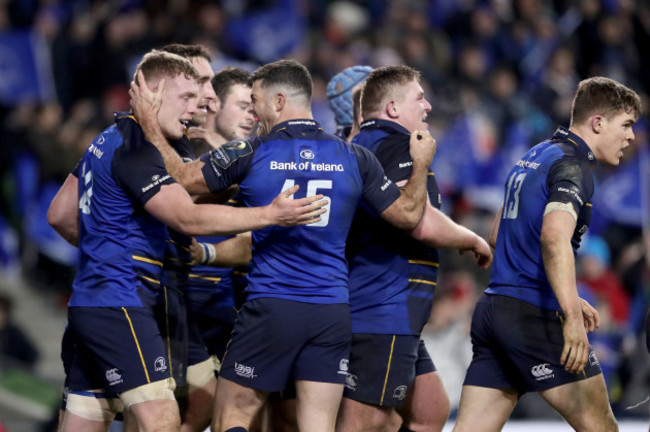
[141,174,171,193]
[556,186,584,206]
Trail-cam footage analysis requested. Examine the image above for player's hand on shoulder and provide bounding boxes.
[267,185,328,227]
[129,70,163,126]
[408,130,436,167]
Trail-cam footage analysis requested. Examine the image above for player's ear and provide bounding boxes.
[591,115,603,134]
[275,93,286,112]
[386,99,398,119]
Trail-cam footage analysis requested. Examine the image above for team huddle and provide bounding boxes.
[47,44,641,432]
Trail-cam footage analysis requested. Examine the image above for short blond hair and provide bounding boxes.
[134,50,200,84]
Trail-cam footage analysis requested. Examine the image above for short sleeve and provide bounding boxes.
[200,138,255,193]
[352,143,401,214]
[546,157,594,215]
[112,139,175,205]
[374,135,413,183]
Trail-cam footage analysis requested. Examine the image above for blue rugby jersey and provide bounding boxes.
[486,127,596,310]
[347,119,441,335]
[70,113,177,307]
[199,119,401,304]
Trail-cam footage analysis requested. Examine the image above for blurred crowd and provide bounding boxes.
[0,0,648,420]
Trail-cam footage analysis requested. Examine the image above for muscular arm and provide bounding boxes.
[47,174,79,246]
[144,183,325,236]
[379,131,435,230]
[410,202,492,268]
[540,209,588,374]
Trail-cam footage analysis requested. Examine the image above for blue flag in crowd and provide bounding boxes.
[0,30,55,105]
[224,0,305,64]
[591,146,649,233]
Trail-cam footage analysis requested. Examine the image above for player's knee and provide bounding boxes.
[572,410,618,432]
[66,391,123,422]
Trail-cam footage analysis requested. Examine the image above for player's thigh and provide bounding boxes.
[336,396,394,432]
[213,377,268,431]
[398,371,449,432]
[452,385,518,432]
[540,374,618,432]
[295,380,344,432]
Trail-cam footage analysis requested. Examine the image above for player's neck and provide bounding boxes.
[275,106,313,126]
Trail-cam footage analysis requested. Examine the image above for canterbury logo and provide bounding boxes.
[531,363,554,380]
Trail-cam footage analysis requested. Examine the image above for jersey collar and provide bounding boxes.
[271,119,323,134]
[360,119,410,136]
[552,126,597,165]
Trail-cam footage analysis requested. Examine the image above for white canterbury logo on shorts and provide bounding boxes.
[531,363,554,381]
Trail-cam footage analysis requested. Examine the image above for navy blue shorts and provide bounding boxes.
[185,289,237,362]
[67,306,173,395]
[156,284,189,387]
[415,339,436,376]
[464,294,602,394]
[343,334,420,407]
[220,298,351,392]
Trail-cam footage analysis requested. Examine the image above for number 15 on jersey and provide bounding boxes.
[281,179,332,227]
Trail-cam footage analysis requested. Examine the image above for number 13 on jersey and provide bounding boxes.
[503,172,526,220]
[281,179,332,227]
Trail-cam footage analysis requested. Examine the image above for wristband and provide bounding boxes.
[199,242,217,265]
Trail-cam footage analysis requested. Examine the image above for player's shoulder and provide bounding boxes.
[113,112,149,152]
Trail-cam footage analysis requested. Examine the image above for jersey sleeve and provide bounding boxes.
[374,135,412,183]
[546,157,594,214]
[199,138,255,193]
[112,138,176,206]
[352,143,401,214]
[70,159,81,178]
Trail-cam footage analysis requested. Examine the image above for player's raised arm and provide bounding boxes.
[380,130,435,230]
